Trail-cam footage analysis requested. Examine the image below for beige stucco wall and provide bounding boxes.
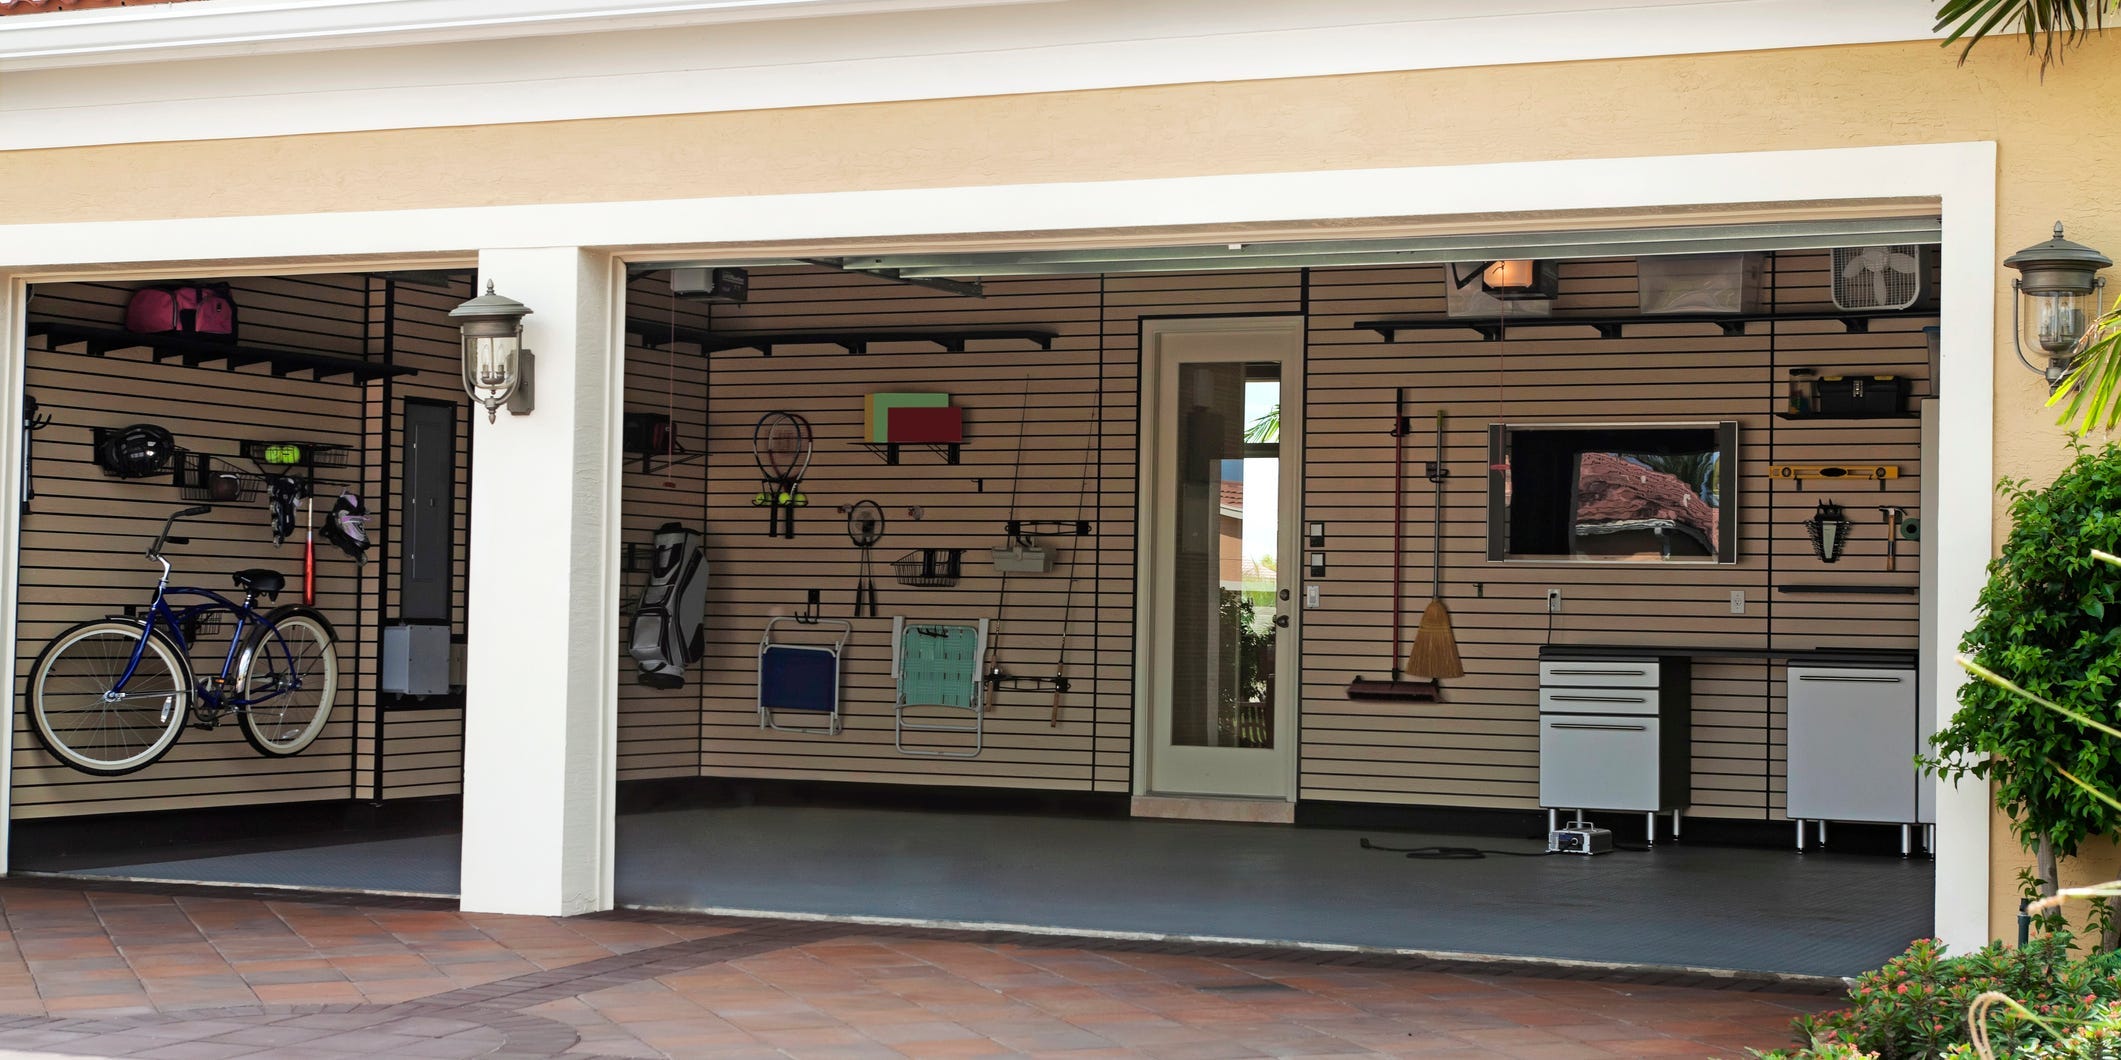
[5,35,2116,942]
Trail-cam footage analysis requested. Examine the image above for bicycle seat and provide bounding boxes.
[231,569,285,601]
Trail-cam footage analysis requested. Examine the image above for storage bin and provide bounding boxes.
[1816,375,1907,416]
[1637,253,1764,315]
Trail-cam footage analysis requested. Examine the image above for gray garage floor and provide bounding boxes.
[31,804,1931,978]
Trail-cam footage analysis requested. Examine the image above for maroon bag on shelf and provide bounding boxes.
[124,284,237,337]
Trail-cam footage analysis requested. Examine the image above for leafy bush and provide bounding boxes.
[1925,441,2121,884]
[1944,1001,2121,1059]
[1755,934,2121,1059]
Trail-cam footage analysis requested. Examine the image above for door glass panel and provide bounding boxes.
[1170,362,1279,749]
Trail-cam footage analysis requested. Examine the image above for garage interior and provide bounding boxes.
[7,220,1941,978]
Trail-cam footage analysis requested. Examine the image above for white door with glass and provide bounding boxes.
[1138,318,1302,799]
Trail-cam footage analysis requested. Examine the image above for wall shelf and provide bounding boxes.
[857,441,961,466]
[1356,307,1937,343]
[1777,584,1919,596]
[1773,411,1918,421]
[627,319,1055,356]
[25,321,412,383]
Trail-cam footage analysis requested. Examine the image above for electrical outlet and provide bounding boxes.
[1729,590,1746,615]
[1545,589,1562,614]
[1303,584,1321,609]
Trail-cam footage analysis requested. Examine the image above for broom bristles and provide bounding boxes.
[1403,599,1465,679]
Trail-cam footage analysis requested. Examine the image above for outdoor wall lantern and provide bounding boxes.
[449,282,536,423]
[2004,222,2111,389]
[1480,258,1560,301]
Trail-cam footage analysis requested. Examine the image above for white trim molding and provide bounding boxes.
[0,140,1999,950]
[0,0,1945,150]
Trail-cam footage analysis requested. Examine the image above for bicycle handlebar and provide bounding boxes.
[147,505,213,560]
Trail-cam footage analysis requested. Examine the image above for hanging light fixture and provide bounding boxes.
[1480,259,1560,301]
[2004,222,2110,389]
[449,282,536,423]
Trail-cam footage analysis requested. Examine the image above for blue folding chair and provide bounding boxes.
[759,617,852,735]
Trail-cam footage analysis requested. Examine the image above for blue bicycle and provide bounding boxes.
[27,505,340,776]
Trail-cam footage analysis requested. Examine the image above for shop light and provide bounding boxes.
[2004,223,2110,389]
[1480,259,1559,301]
[449,282,536,423]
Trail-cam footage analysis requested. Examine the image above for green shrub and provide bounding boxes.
[1755,934,2121,1059]
[1943,1002,2121,1059]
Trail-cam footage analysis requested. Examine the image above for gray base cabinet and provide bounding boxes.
[1786,665,1917,824]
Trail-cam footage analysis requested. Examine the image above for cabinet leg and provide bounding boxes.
[1670,809,1682,839]
[1644,811,1656,847]
[1796,819,1806,851]
[1818,820,1828,847]
[1901,824,1912,858]
[1926,824,1935,855]
[1548,808,1557,834]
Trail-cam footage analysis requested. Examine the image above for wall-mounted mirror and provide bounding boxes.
[1486,421,1739,565]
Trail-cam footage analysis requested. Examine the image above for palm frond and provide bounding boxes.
[1935,0,2113,70]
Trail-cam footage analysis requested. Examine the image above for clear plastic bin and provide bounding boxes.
[1637,253,1765,315]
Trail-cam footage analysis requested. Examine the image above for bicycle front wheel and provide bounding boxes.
[236,606,338,757]
[28,620,191,776]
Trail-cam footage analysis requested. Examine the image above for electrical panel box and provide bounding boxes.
[382,623,452,696]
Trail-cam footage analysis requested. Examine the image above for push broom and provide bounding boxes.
[1402,409,1464,681]
[1346,391,1443,701]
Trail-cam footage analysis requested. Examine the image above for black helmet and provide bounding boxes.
[95,424,175,479]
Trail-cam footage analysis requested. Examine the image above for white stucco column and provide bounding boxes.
[459,247,621,916]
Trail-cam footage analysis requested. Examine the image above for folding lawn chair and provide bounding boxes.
[758,617,853,735]
[892,616,989,758]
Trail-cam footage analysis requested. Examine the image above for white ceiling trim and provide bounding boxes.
[0,0,1946,151]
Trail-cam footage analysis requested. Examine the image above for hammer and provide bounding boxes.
[1877,507,1907,571]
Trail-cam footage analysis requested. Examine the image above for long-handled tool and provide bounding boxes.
[1051,422,1094,727]
[302,496,316,607]
[1404,409,1465,680]
[1877,505,1906,572]
[1346,390,1441,701]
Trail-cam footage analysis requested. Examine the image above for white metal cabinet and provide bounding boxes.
[1787,665,1917,824]
[1539,714,1662,811]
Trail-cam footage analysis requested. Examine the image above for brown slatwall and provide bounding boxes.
[13,278,375,818]
[12,276,470,819]
[621,254,1923,820]
[1300,252,1927,818]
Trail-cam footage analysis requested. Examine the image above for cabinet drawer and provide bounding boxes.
[1538,659,1659,689]
[1540,714,1662,811]
[1540,687,1659,716]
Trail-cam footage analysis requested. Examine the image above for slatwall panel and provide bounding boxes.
[618,282,713,781]
[368,279,473,800]
[1301,252,1927,819]
[12,278,377,818]
[615,267,1305,791]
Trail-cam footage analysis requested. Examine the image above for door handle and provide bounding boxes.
[1795,674,1906,683]
[1547,694,1647,704]
[1549,722,1649,732]
[1272,614,1290,628]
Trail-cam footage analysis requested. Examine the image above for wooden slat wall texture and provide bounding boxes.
[623,256,1926,819]
[1301,252,1927,819]
[13,277,470,819]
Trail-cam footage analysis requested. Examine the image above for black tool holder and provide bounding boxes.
[21,394,49,516]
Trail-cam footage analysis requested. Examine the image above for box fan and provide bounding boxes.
[1830,245,1930,311]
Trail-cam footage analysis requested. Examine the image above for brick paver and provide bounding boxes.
[0,879,1836,1057]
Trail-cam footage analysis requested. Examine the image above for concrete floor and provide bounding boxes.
[29,804,1932,979]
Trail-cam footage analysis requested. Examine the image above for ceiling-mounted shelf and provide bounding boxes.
[25,321,412,383]
[1355,307,1937,343]
[625,319,1055,356]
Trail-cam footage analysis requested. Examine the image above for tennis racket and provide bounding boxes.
[752,412,814,538]
[846,499,884,617]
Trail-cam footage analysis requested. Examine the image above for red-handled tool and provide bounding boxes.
[303,496,316,606]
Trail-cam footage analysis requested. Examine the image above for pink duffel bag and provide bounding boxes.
[125,284,237,337]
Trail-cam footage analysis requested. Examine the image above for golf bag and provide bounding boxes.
[628,523,708,689]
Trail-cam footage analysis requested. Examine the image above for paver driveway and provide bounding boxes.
[0,879,1838,1058]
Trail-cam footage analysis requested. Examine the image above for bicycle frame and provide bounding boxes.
[108,549,306,723]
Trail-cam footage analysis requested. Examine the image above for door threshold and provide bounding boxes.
[1131,795,1294,824]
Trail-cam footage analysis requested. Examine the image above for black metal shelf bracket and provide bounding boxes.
[857,442,961,466]
[626,320,1057,357]
[26,321,414,383]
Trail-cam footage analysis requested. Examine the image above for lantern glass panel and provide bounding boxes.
[2021,288,2099,357]
[463,333,519,392]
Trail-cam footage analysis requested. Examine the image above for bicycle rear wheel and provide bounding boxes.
[236,606,338,757]
[28,620,190,776]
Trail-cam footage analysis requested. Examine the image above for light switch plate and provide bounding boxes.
[1303,584,1321,609]
[1729,590,1746,614]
